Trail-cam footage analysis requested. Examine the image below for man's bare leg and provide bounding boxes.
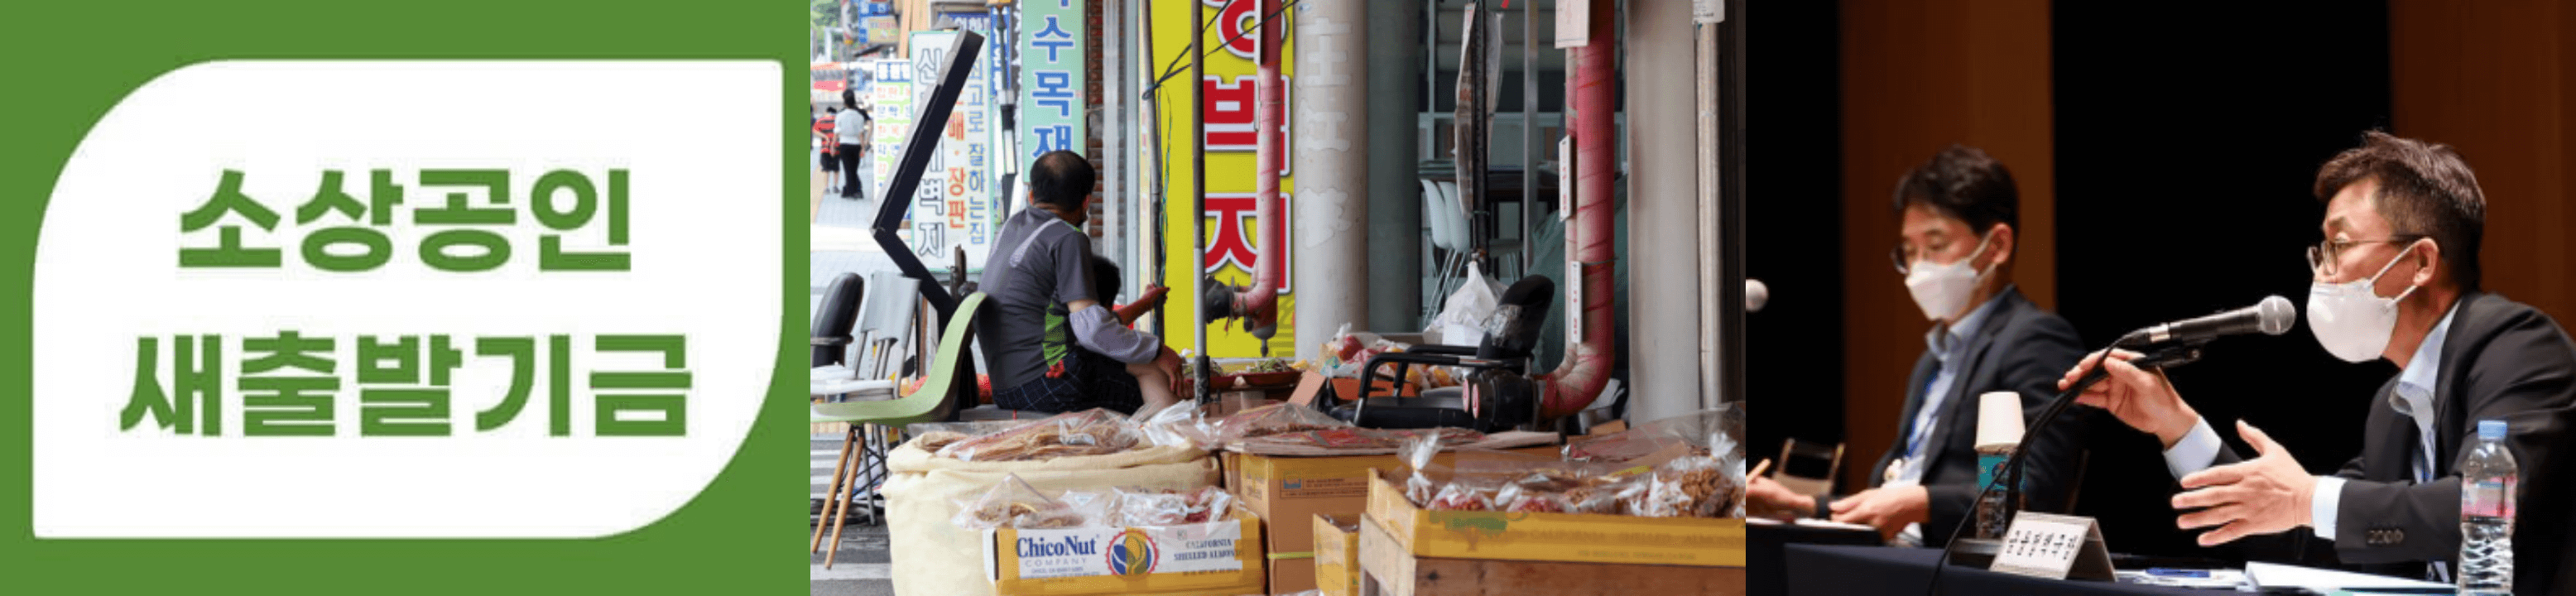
[1127,347,1187,415]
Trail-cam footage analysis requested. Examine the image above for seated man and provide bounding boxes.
[1742,146,2170,550]
[978,151,1183,415]
[2064,132,2576,589]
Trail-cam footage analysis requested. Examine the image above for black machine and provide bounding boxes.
[1325,275,1554,433]
[864,31,985,421]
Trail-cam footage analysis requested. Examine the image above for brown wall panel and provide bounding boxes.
[1838,0,2054,490]
[2390,0,2576,325]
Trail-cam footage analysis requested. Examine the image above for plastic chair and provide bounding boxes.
[852,271,920,378]
[810,292,987,568]
[810,272,864,368]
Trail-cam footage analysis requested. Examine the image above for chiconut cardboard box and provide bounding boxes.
[1362,469,1747,567]
[1223,445,1560,594]
[983,505,1266,595]
[1312,514,1362,596]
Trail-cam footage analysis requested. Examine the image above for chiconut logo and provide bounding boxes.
[1015,535,1099,558]
[1107,528,1158,575]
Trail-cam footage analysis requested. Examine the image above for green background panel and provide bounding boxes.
[0,1,804,593]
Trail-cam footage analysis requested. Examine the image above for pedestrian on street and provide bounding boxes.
[836,90,871,200]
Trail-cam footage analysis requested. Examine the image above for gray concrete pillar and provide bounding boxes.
[1626,0,1706,423]
[1292,0,1371,360]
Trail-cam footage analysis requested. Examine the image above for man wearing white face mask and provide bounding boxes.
[1744,146,2106,548]
[2063,132,2576,593]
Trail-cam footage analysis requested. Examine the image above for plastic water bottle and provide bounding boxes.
[1973,445,2017,540]
[2459,419,2516,596]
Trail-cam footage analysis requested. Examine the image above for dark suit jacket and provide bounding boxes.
[1839,289,2087,546]
[2209,291,2576,593]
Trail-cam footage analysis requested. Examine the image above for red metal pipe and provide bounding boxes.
[1228,0,1286,337]
[1540,0,1617,419]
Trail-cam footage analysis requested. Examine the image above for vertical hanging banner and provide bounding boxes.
[869,57,914,214]
[1020,0,1088,164]
[907,28,996,268]
[1151,0,1296,358]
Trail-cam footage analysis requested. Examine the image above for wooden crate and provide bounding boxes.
[1358,518,1746,596]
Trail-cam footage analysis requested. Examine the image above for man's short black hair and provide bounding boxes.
[1891,145,2018,237]
[1030,150,1096,208]
[842,89,858,109]
[2314,131,2487,291]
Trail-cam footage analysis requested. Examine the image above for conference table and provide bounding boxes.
[1779,543,2452,596]
[1784,544,2201,595]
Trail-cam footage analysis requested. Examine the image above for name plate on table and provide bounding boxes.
[1989,512,2115,581]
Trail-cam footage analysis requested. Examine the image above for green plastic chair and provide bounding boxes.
[811,292,984,565]
[811,291,983,427]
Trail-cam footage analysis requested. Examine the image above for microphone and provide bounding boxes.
[2113,295,2296,348]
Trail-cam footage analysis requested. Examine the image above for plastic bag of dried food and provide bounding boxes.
[1492,483,1572,514]
[1209,403,1351,442]
[1645,454,1742,519]
[1138,401,1222,450]
[1112,486,1237,526]
[900,420,1035,452]
[1561,476,1632,515]
[952,474,1078,530]
[1186,486,1237,524]
[935,409,1141,462]
[1708,428,1747,517]
[906,419,1038,438]
[1425,482,1497,512]
[1399,434,1444,506]
[1564,403,1747,463]
[1627,473,1692,518]
[1040,489,1117,529]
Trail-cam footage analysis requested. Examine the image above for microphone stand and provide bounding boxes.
[1921,339,2208,596]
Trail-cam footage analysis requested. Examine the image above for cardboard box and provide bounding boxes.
[1358,517,1747,596]
[1362,470,1746,567]
[1313,514,1362,596]
[1226,446,1557,594]
[1269,557,1314,595]
[985,506,1267,595]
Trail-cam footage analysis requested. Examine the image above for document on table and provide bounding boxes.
[2246,561,2450,592]
[2112,569,2250,589]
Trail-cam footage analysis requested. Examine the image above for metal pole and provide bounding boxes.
[1521,0,1537,269]
[1104,0,1127,291]
[1696,20,1721,406]
[1139,0,1165,338]
[1190,0,1213,404]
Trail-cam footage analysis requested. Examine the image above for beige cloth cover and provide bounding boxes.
[880,443,1218,596]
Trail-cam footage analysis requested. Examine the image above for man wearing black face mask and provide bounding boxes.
[1746,146,2112,547]
[2065,132,2576,593]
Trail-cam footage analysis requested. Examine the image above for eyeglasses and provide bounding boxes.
[1891,234,1990,276]
[2307,235,2426,276]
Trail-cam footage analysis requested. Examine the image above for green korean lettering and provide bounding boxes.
[120,335,223,435]
[178,170,282,268]
[240,330,339,436]
[473,336,536,432]
[591,334,687,436]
